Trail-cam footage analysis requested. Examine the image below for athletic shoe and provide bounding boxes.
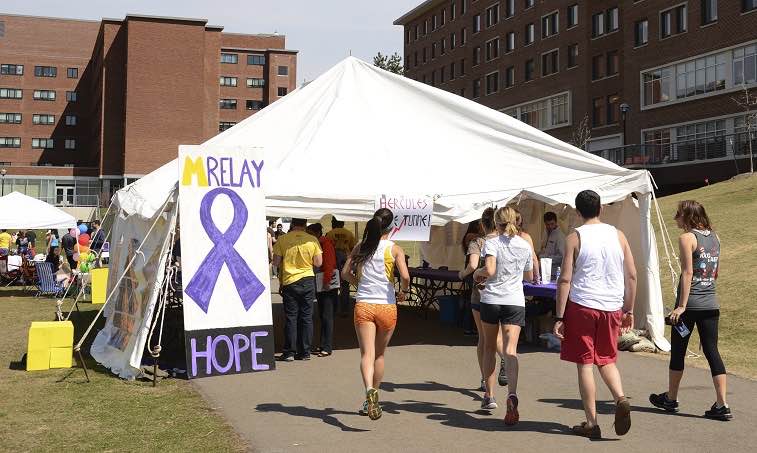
[704,403,733,421]
[481,396,498,410]
[366,388,382,420]
[649,392,680,413]
[480,378,486,392]
[571,422,602,439]
[358,400,369,416]
[295,355,311,361]
[498,361,508,386]
[614,397,632,436]
[275,354,294,362]
[504,394,519,426]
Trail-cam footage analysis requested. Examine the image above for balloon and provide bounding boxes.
[79,252,89,263]
[78,245,90,254]
[78,224,88,234]
[80,263,90,273]
[73,253,80,262]
[78,233,90,246]
[69,228,78,236]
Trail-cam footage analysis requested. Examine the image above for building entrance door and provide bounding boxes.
[56,185,74,206]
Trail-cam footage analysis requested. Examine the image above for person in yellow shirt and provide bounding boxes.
[0,229,12,256]
[326,216,357,316]
[272,218,323,361]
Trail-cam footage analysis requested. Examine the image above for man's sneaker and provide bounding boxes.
[649,392,680,413]
[614,396,632,436]
[571,422,602,439]
[358,400,369,416]
[481,396,498,410]
[504,394,519,426]
[498,361,508,386]
[366,388,382,420]
[704,403,733,421]
[275,354,294,362]
[295,355,311,361]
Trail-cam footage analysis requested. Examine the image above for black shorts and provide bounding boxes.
[479,303,525,326]
[471,303,481,311]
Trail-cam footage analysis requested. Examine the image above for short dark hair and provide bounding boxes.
[291,218,307,227]
[575,190,601,219]
[543,211,557,223]
[93,220,101,227]
[306,223,323,236]
[331,215,344,228]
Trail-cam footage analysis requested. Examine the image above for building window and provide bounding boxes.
[32,138,54,149]
[433,14,438,30]
[485,38,500,61]
[432,42,437,59]
[0,113,21,124]
[506,32,516,52]
[525,59,535,81]
[459,58,466,76]
[220,76,238,87]
[634,19,649,47]
[66,67,78,79]
[734,43,757,85]
[592,12,605,37]
[451,31,457,48]
[219,99,238,109]
[542,50,559,76]
[65,115,77,126]
[462,0,468,15]
[643,68,673,105]
[440,66,446,83]
[607,7,619,32]
[451,2,457,20]
[246,100,264,110]
[592,55,605,80]
[65,139,76,150]
[505,66,515,87]
[0,64,23,75]
[219,122,236,132]
[473,78,481,98]
[505,0,515,18]
[247,54,266,65]
[278,87,288,96]
[32,114,55,125]
[525,0,535,9]
[0,137,21,148]
[745,0,757,12]
[414,51,419,67]
[247,78,265,88]
[449,61,456,80]
[461,27,467,45]
[278,66,289,76]
[505,92,570,130]
[34,66,57,77]
[701,0,717,24]
[607,94,620,124]
[592,97,605,127]
[486,71,499,95]
[0,88,22,99]
[542,12,559,38]
[221,53,238,64]
[486,4,499,28]
[473,14,481,33]
[424,18,429,35]
[661,4,687,38]
[442,8,447,25]
[33,90,56,101]
[607,51,619,76]
[567,4,578,28]
[423,47,428,63]
[66,91,77,102]
[676,54,726,98]
[473,46,481,65]
[525,23,535,45]
[568,44,579,68]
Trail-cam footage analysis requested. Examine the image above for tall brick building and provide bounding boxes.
[395,1,757,192]
[0,13,297,206]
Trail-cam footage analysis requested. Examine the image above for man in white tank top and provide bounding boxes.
[553,190,637,439]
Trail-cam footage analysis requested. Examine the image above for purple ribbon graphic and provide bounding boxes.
[185,188,265,313]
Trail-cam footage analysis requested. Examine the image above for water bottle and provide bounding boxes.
[554,266,561,283]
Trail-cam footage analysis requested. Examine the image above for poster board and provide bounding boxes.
[375,194,434,241]
[179,145,274,378]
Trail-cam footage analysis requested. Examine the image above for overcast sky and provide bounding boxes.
[3,0,419,84]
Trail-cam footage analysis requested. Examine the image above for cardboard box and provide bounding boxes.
[26,321,74,371]
[91,268,108,304]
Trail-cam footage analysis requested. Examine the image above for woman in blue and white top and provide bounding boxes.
[473,206,533,426]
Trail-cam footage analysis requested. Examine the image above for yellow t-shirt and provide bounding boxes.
[0,232,11,249]
[272,230,322,286]
[326,227,357,254]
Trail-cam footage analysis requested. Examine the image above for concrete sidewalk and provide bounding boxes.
[193,295,757,452]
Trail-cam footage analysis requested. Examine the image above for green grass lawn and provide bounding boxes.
[653,174,757,379]
[0,291,246,452]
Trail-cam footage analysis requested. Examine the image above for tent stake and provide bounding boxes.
[76,348,90,383]
[152,357,158,387]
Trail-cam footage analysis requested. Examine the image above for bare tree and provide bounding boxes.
[571,114,592,150]
[731,85,757,174]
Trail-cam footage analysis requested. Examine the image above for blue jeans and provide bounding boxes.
[316,289,338,353]
[281,276,316,357]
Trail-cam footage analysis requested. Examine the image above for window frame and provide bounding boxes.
[0,64,23,75]
[525,23,535,45]
[541,49,559,77]
[567,44,579,68]
[220,53,238,64]
[219,76,238,87]
[66,67,78,79]
[525,58,535,81]
[541,11,559,39]
[33,66,57,78]
[247,54,266,66]
[485,70,500,95]
[33,90,56,101]
[277,87,288,96]
[219,99,238,110]
[567,4,579,28]
[634,19,649,47]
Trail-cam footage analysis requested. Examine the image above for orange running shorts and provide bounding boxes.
[354,302,398,331]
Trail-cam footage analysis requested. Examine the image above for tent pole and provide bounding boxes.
[76,349,90,383]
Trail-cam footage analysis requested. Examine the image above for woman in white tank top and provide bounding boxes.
[342,208,410,421]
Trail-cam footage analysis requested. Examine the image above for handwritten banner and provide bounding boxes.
[375,195,434,241]
[179,145,274,378]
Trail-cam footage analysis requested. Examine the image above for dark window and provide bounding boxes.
[459,87,466,97]
[473,14,481,33]
[0,64,23,75]
[506,32,516,52]
[592,12,605,37]
[592,55,604,80]
[220,53,238,64]
[278,87,288,96]
[247,78,265,88]
[34,66,57,77]
[485,38,499,61]
[451,2,457,20]
[423,47,428,63]
[414,51,419,66]
[451,32,457,48]
[67,67,78,78]
[745,0,757,12]
[440,66,446,83]
[525,23,535,44]
[65,115,77,126]
[702,0,718,24]
[567,4,578,28]
[449,61,456,80]
[246,100,265,110]
[441,38,446,55]
[278,66,289,76]
[661,5,687,38]
[461,27,467,45]
[607,94,620,124]
[219,122,236,132]
[486,4,499,27]
[607,7,619,32]
[675,5,688,33]
[219,99,237,109]
[65,139,76,150]
[473,78,481,97]
[505,66,515,87]
[607,51,619,76]
[634,19,649,46]
[592,97,604,127]
[459,58,466,76]
[661,10,672,38]
[525,0,534,8]
[247,54,266,65]
[568,44,579,68]
[486,71,499,95]
[66,91,77,102]
[525,59,535,81]
[506,0,515,17]
[462,0,468,15]
[432,42,437,59]
[542,12,559,38]
[473,46,481,65]
[542,50,559,76]
[432,14,438,30]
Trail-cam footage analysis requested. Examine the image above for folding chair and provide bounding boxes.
[0,256,22,286]
[34,262,65,298]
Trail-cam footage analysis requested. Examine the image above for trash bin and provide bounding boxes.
[438,295,461,326]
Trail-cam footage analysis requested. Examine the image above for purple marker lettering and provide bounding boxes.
[251,331,270,371]
[190,336,214,377]
[211,335,234,373]
[233,333,250,372]
[219,157,231,187]
[238,160,253,188]
[206,157,220,187]
[251,160,264,188]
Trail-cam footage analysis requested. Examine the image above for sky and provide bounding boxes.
[3,0,420,84]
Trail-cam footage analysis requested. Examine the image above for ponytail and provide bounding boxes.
[494,207,519,237]
[351,208,394,266]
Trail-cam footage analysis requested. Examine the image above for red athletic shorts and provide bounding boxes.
[560,301,622,366]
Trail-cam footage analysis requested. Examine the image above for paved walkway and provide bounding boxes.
[194,293,757,452]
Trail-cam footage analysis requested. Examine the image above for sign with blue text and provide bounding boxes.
[178,145,274,378]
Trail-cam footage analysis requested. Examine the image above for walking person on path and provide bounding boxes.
[553,190,635,439]
[649,200,731,420]
[272,218,323,362]
[327,216,357,316]
[341,208,410,421]
[306,223,338,357]
[473,207,533,425]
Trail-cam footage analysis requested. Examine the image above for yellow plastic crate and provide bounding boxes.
[27,321,74,371]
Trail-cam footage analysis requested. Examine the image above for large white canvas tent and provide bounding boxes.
[0,191,77,230]
[93,57,671,378]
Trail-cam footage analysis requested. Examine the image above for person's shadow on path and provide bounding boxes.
[538,398,704,419]
[382,380,481,401]
[256,403,369,432]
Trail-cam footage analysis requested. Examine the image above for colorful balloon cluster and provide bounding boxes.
[69,223,97,272]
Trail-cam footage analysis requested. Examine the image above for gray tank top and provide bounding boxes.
[676,230,719,310]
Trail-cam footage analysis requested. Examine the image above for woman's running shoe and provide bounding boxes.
[481,396,498,410]
[366,388,382,420]
[649,392,679,413]
[704,403,733,421]
[498,362,508,386]
[504,394,519,426]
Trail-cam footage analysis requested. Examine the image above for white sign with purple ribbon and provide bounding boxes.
[178,145,274,378]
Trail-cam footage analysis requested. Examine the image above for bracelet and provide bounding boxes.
[622,308,633,315]
[554,316,564,321]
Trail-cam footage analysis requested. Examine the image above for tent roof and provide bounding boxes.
[118,56,651,222]
[0,192,77,230]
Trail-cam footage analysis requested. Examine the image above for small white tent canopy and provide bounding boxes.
[0,191,77,230]
[99,57,669,378]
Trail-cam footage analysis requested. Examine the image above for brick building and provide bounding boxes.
[395,1,757,192]
[0,13,297,207]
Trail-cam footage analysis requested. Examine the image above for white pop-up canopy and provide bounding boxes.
[0,191,77,230]
[96,57,671,379]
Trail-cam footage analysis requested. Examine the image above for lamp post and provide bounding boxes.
[620,103,631,146]
[1,168,6,196]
